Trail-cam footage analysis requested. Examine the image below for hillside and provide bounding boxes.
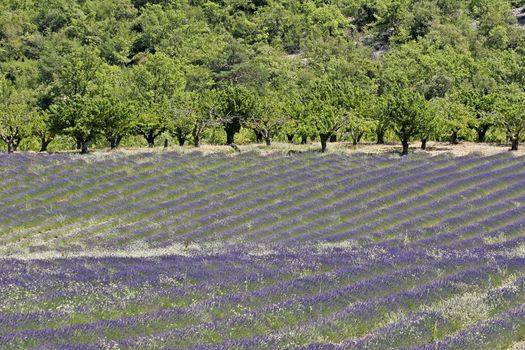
[1,0,525,153]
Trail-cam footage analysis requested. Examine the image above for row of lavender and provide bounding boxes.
[1,151,525,348]
[1,151,524,253]
[1,240,525,349]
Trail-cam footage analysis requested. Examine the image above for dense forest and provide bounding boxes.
[1,0,525,154]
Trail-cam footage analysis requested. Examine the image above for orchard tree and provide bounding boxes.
[340,85,378,146]
[0,79,34,153]
[32,111,55,152]
[309,102,344,152]
[458,59,499,143]
[134,109,168,148]
[48,46,110,152]
[461,87,498,143]
[282,89,312,145]
[495,84,525,151]
[346,113,375,146]
[191,89,222,147]
[417,108,436,150]
[431,95,474,144]
[94,67,137,150]
[96,97,137,149]
[245,91,288,146]
[384,87,429,156]
[305,79,349,153]
[168,93,194,147]
[127,52,185,147]
[219,85,256,145]
[374,108,390,144]
[49,96,98,154]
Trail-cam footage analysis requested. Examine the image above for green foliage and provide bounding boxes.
[48,96,98,153]
[384,87,430,154]
[343,88,378,145]
[96,97,137,149]
[304,78,351,152]
[218,85,257,144]
[431,95,475,143]
[1,0,525,152]
[51,46,109,99]
[126,52,185,146]
[30,111,55,151]
[494,83,525,150]
[245,90,289,145]
[0,76,34,152]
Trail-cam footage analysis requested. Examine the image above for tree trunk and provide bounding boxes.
[254,130,263,144]
[421,137,427,150]
[109,136,122,150]
[7,140,15,153]
[13,138,20,151]
[226,129,235,145]
[511,138,519,151]
[376,127,385,144]
[450,130,459,144]
[476,126,489,143]
[164,139,169,148]
[40,137,51,152]
[401,139,409,156]
[265,137,271,146]
[76,140,82,150]
[330,134,337,142]
[287,134,294,143]
[224,118,241,146]
[301,135,307,144]
[320,133,330,153]
[357,131,364,144]
[352,138,358,146]
[177,135,186,146]
[146,135,155,148]
[193,134,201,147]
[80,140,88,154]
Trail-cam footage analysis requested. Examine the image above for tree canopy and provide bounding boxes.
[1,0,525,154]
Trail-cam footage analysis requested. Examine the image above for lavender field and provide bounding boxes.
[1,151,525,349]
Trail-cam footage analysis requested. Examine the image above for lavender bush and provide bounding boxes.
[1,151,524,349]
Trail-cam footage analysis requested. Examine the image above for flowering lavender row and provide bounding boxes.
[1,243,525,349]
[1,151,525,348]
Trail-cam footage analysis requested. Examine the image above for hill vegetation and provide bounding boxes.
[1,0,525,154]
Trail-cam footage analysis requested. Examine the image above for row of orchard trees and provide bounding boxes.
[2,49,524,155]
[2,42,525,154]
[1,45,525,155]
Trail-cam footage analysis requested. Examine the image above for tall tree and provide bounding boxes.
[384,87,429,156]
[461,87,497,143]
[127,52,185,147]
[305,79,349,153]
[47,46,109,152]
[96,97,136,149]
[48,96,99,154]
[168,92,193,147]
[0,78,34,153]
[495,84,525,151]
[218,85,256,145]
[245,91,288,146]
[431,95,474,144]
[31,111,55,152]
[191,89,222,147]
